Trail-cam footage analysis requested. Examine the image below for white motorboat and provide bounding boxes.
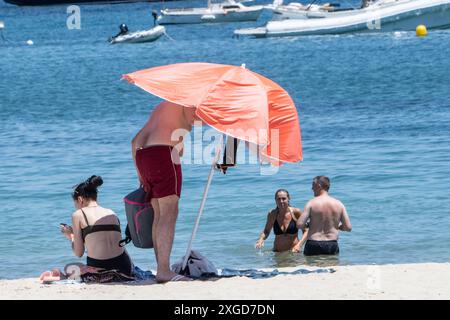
[157,0,264,24]
[269,1,344,20]
[235,0,450,37]
[110,26,165,44]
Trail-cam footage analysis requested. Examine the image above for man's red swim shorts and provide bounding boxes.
[136,145,182,199]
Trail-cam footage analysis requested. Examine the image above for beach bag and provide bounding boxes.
[119,187,154,248]
[171,250,218,279]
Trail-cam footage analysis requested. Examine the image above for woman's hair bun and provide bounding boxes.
[86,175,103,188]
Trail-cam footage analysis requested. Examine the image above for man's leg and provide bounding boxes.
[151,198,160,263]
[154,194,180,282]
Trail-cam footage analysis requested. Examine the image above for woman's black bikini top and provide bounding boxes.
[81,209,121,242]
[273,209,298,235]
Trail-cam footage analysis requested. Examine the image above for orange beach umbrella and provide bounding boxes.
[123,62,302,165]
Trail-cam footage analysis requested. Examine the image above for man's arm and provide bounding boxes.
[131,124,148,185]
[291,208,308,249]
[131,126,145,162]
[338,203,352,232]
[297,202,311,231]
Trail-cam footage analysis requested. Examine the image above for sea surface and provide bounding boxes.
[1,0,450,279]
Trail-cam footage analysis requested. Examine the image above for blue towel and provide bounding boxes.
[217,267,336,279]
[132,266,155,281]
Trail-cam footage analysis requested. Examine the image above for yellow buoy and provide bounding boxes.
[416,25,427,37]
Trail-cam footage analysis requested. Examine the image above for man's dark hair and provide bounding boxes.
[313,176,330,191]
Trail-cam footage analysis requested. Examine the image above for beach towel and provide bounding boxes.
[80,269,135,284]
[40,266,153,284]
[218,267,336,279]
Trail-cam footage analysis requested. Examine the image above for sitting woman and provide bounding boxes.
[60,175,134,278]
[255,189,308,253]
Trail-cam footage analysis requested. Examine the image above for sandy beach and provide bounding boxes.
[1,262,449,300]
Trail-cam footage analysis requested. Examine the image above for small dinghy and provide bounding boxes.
[110,25,165,44]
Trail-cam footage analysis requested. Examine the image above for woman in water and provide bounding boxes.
[255,189,308,253]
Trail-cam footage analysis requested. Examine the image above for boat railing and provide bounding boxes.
[162,8,196,12]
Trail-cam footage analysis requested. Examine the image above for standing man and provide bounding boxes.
[132,101,199,283]
[297,176,352,256]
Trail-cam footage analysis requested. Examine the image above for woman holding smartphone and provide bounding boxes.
[60,175,134,277]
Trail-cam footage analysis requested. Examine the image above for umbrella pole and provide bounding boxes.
[181,135,224,272]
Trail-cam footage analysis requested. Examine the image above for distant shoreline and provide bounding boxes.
[1,262,450,299]
[3,0,172,7]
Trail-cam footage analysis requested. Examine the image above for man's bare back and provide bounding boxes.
[297,176,351,256]
[304,194,350,241]
[133,101,197,149]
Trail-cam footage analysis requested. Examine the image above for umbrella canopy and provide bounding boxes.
[123,62,302,165]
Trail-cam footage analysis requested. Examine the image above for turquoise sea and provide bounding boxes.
[1,0,450,280]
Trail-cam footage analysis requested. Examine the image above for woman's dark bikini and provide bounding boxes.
[273,208,298,236]
[81,209,133,276]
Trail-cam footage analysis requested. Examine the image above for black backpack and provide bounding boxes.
[119,187,154,248]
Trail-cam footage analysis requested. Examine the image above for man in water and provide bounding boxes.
[131,101,200,283]
[297,176,352,255]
